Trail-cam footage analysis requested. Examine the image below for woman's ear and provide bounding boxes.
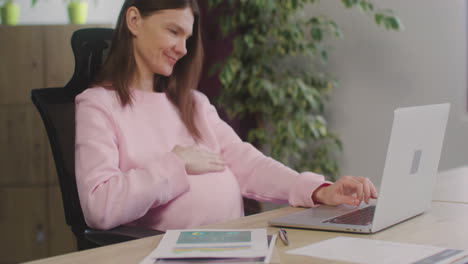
[126,6,141,37]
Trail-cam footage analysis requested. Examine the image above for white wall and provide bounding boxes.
[8,0,124,25]
[306,0,468,186]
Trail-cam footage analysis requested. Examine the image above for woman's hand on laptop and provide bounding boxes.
[312,176,378,206]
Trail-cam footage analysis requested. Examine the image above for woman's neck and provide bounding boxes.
[131,68,154,92]
[133,54,154,92]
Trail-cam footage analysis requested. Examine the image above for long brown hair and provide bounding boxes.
[94,0,204,139]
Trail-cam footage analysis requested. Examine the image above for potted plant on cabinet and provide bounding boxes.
[31,0,96,25]
[207,0,402,180]
[66,0,89,25]
[1,0,20,26]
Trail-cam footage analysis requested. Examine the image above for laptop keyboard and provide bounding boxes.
[322,205,376,226]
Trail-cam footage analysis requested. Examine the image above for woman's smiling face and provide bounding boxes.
[129,7,194,77]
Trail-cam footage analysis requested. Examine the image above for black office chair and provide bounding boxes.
[31,28,163,250]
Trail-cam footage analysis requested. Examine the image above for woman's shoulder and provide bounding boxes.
[77,86,114,99]
[192,90,220,115]
[192,90,210,105]
[76,86,119,106]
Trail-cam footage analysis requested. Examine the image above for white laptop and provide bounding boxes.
[269,103,450,233]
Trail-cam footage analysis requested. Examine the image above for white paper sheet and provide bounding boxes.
[286,237,467,264]
[140,229,268,264]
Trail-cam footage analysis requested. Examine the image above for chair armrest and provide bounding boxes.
[84,225,165,246]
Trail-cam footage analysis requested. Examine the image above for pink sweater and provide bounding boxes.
[75,87,327,231]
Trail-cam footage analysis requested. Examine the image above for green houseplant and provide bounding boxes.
[1,0,20,25]
[66,0,89,25]
[208,0,402,180]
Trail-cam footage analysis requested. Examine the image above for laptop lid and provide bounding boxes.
[371,103,450,232]
[269,103,450,233]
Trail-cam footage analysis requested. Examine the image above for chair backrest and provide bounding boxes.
[31,28,113,240]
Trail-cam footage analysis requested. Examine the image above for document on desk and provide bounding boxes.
[287,237,467,264]
[140,229,270,264]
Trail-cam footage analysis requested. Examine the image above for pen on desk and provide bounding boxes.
[278,228,289,246]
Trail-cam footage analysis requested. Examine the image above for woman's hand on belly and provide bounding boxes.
[172,145,226,174]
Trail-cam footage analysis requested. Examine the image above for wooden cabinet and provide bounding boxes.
[0,188,48,263]
[0,104,48,186]
[0,24,111,264]
[0,26,44,105]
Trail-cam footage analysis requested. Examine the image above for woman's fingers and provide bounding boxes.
[191,148,226,173]
[202,158,225,172]
[351,176,379,204]
[356,176,378,201]
[340,176,378,205]
[356,177,372,204]
[208,163,225,171]
[345,176,363,205]
[208,153,227,165]
[370,181,378,199]
[203,151,226,166]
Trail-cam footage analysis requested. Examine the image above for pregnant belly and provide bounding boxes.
[138,169,244,230]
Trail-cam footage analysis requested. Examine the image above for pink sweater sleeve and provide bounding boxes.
[196,93,330,208]
[75,91,190,230]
